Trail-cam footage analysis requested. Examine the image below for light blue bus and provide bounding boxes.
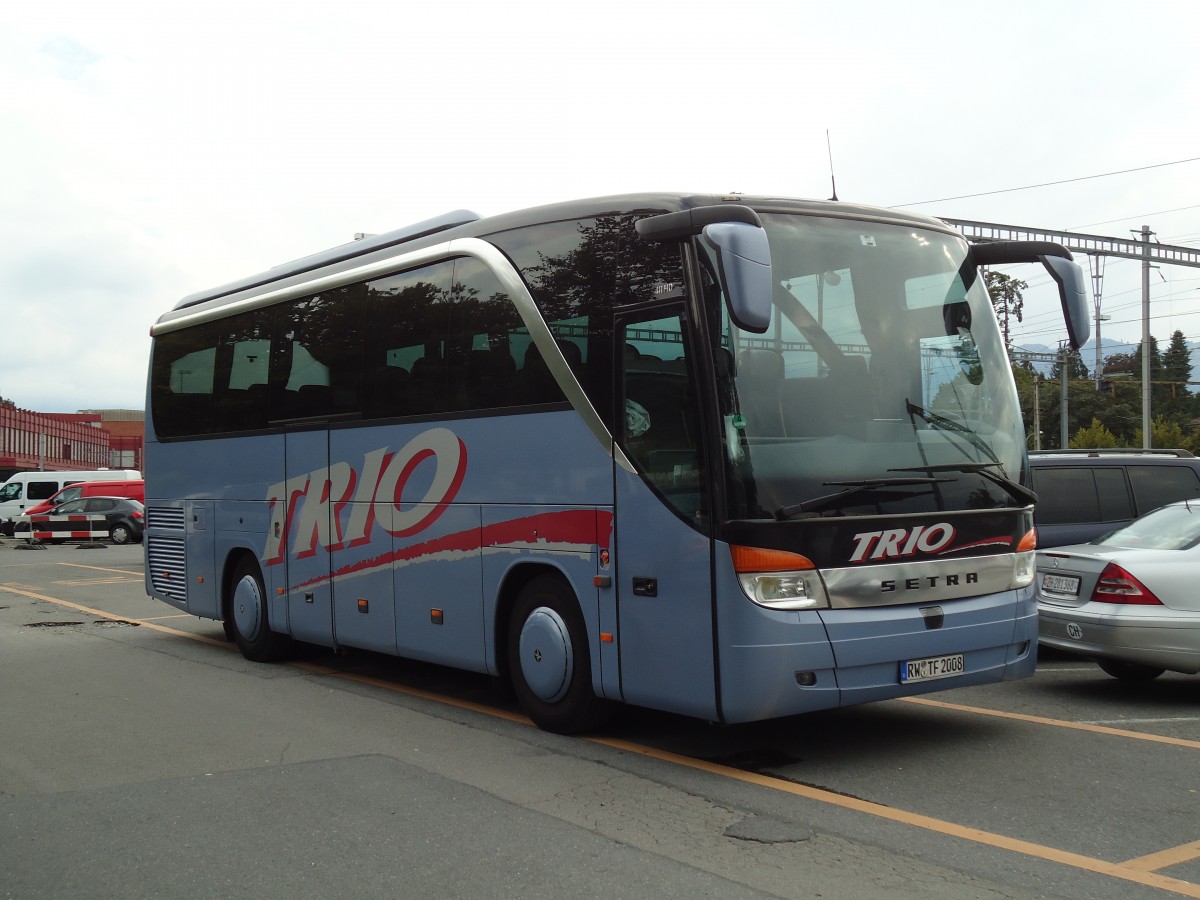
[145,193,1089,732]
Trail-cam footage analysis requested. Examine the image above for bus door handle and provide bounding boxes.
[632,577,658,597]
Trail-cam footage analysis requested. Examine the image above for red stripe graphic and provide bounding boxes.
[292,509,613,591]
[937,535,1014,555]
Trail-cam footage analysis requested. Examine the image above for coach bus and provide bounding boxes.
[144,193,1089,733]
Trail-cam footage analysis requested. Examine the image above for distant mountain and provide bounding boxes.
[1014,337,1198,382]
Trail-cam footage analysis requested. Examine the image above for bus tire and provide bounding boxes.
[508,573,609,734]
[228,556,290,662]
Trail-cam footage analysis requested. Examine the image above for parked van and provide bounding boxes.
[22,479,146,518]
[0,470,142,534]
[1028,449,1200,547]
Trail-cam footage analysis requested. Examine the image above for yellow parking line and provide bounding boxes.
[591,736,1200,898]
[52,577,142,586]
[900,695,1200,751]
[6,582,1199,897]
[0,585,227,648]
[58,562,143,577]
[1123,840,1200,873]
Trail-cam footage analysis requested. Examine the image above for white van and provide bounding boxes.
[0,469,142,534]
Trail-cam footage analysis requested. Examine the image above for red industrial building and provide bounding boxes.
[0,405,143,480]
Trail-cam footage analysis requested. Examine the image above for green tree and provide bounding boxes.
[984,271,1027,351]
[1131,335,1163,385]
[1049,350,1088,382]
[1183,428,1200,456]
[1161,329,1192,392]
[1158,330,1195,425]
[1132,416,1189,450]
[1102,350,1137,376]
[1070,388,1132,448]
[1070,418,1119,448]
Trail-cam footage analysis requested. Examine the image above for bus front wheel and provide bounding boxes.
[228,557,290,662]
[508,574,609,734]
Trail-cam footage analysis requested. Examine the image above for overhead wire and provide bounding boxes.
[893,156,1200,207]
[1068,204,1200,231]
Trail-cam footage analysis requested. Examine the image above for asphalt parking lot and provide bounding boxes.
[1,539,1197,899]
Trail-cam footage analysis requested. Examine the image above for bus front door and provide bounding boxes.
[614,308,718,721]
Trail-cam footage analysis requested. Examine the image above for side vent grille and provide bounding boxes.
[148,507,186,530]
[147,506,187,603]
[148,537,187,602]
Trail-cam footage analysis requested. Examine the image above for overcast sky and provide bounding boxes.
[5,0,1200,412]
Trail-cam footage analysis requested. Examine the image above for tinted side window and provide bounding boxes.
[620,309,707,527]
[151,319,221,437]
[1094,468,1133,521]
[274,285,364,421]
[1128,464,1200,514]
[28,481,60,501]
[152,307,275,436]
[489,215,687,430]
[451,252,525,410]
[219,307,273,431]
[363,261,456,418]
[1030,467,1100,525]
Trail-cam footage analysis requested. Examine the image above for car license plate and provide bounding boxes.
[1041,573,1081,595]
[900,653,964,684]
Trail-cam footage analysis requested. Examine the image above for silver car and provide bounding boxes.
[1036,500,1200,681]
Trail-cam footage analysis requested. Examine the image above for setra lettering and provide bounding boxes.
[880,572,979,593]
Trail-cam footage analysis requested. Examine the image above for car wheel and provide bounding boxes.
[228,556,290,662]
[508,573,610,734]
[110,523,132,544]
[1097,659,1165,682]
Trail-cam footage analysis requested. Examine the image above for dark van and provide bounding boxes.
[1028,449,1200,548]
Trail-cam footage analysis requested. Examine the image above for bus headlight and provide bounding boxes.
[731,545,830,610]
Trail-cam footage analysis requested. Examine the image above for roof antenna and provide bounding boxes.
[826,130,839,201]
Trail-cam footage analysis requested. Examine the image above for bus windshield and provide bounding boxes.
[712,214,1025,521]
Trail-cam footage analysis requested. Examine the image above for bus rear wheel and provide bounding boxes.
[228,557,290,662]
[508,573,609,734]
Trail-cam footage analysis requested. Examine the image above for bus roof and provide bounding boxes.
[165,192,955,317]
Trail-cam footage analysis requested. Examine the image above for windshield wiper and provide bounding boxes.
[775,477,947,520]
[904,399,1001,466]
[890,462,1037,506]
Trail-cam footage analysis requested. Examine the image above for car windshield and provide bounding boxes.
[1094,502,1200,550]
[706,213,1026,520]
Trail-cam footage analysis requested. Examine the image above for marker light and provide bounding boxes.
[730,545,829,610]
[1013,528,1037,588]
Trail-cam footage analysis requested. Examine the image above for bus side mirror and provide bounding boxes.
[701,222,772,334]
[971,240,1091,351]
[635,205,773,335]
[1039,255,1089,351]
